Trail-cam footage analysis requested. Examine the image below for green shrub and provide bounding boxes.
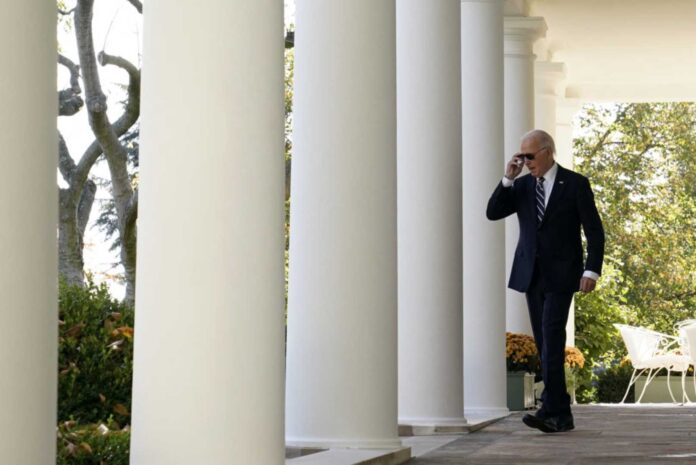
[595,362,634,403]
[58,280,134,425]
[57,423,130,465]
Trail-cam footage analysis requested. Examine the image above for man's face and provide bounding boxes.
[520,137,553,178]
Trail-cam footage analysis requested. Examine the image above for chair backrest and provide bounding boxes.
[614,324,663,368]
[678,323,696,363]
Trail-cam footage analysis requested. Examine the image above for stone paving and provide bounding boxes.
[408,404,696,465]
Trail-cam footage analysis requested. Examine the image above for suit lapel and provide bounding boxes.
[541,164,567,226]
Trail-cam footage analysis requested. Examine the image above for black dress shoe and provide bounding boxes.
[523,413,574,433]
[542,415,574,433]
[522,413,553,433]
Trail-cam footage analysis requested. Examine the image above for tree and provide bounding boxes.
[573,102,696,397]
[57,0,141,305]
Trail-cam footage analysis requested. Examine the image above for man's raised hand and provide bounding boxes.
[505,154,524,180]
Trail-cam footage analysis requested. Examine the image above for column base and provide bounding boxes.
[398,416,469,436]
[286,437,402,450]
[464,407,510,423]
[286,447,411,465]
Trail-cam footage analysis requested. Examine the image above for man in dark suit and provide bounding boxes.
[487,129,604,433]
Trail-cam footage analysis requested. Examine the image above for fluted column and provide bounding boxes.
[130,1,286,464]
[397,0,465,430]
[286,0,399,449]
[535,61,566,139]
[0,2,57,463]
[461,0,508,420]
[503,16,547,336]
[555,99,581,171]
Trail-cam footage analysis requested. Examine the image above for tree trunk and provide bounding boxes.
[58,184,95,287]
[74,0,141,305]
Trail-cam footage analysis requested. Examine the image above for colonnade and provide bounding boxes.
[1,1,578,463]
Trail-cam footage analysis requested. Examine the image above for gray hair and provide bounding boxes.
[521,129,556,156]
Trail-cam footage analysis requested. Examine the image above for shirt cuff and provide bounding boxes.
[502,177,514,188]
[583,270,600,281]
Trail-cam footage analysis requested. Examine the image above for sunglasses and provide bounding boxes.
[518,147,548,161]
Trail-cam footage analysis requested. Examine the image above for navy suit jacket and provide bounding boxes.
[486,165,605,293]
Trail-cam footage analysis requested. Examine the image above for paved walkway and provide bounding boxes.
[408,404,696,464]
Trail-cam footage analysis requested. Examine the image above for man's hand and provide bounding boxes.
[579,277,597,293]
[505,154,524,180]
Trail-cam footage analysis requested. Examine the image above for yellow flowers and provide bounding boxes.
[506,332,586,373]
[506,332,539,373]
[564,346,585,369]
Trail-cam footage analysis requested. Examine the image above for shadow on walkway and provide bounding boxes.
[408,404,696,464]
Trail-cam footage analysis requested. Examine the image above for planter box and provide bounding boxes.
[507,371,535,411]
[635,375,696,403]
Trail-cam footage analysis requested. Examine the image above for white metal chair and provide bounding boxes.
[676,320,696,402]
[614,324,691,404]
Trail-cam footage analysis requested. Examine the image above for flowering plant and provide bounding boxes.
[506,332,539,373]
[564,346,585,370]
[506,332,587,375]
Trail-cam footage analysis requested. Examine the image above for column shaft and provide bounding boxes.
[461,0,508,420]
[535,62,566,139]
[503,17,546,337]
[286,0,399,449]
[397,0,465,428]
[0,2,57,463]
[131,1,286,463]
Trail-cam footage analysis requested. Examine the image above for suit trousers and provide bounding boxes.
[525,261,574,417]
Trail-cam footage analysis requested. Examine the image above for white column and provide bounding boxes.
[397,0,465,430]
[131,1,286,464]
[504,16,547,337]
[286,0,399,449]
[556,98,582,170]
[0,3,57,463]
[461,0,508,420]
[555,98,583,347]
[535,61,566,139]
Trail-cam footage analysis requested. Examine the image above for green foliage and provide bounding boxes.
[574,102,696,402]
[285,45,295,162]
[575,259,631,363]
[284,41,294,317]
[57,423,130,465]
[595,362,634,403]
[58,280,134,425]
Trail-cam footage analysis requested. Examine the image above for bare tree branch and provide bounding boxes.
[58,7,77,15]
[59,89,84,116]
[76,0,139,303]
[78,181,97,237]
[58,54,84,116]
[98,51,139,85]
[59,132,77,183]
[125,0,142,14]
[59,53,81,93]
[124,189,138,233]
[70,51,140,204]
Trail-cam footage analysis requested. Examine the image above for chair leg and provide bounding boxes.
[621,368,641,404]
[666,369,677,404]
[636,368,658,404]
[681,371,690,404]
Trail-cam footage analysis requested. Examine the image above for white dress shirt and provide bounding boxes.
[501,162,600,281]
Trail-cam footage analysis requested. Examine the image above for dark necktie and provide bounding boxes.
[536,177,545,225]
